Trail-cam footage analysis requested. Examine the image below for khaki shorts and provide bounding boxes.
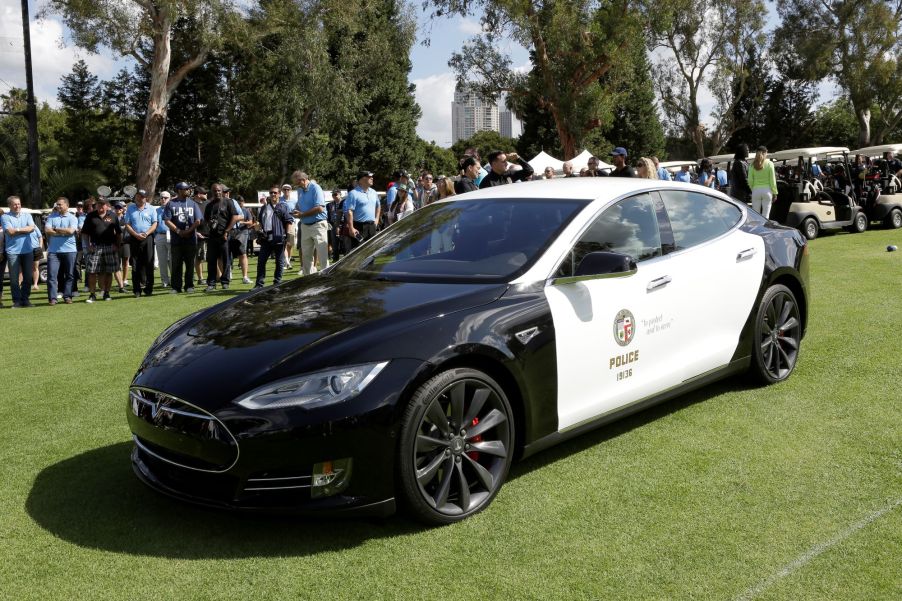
[286,229,297,247]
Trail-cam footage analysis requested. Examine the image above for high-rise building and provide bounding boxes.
[451,85,500,144]
[499,108,513,139]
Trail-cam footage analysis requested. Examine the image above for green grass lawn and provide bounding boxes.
[1,229,901,600]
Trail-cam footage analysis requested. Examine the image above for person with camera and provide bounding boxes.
[479,150,534,188]
[203,183,241,292]
[254,186,295,288]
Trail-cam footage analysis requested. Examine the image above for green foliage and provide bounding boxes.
[601,44,665,160]
[450,130,518,163]
[809,98,860,149]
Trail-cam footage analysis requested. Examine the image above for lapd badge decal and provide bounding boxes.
[613,309,635,347]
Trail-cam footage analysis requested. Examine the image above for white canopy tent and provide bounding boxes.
[528,150,565,174]
[570,149,613,171]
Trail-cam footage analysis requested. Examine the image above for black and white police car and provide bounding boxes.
[128,178,809,524]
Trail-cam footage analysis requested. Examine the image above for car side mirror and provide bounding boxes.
[553,251,637,285]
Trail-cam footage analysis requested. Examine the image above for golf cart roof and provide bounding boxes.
[850,143,902,157]
[769,147,850,161]
[659,160,698,169]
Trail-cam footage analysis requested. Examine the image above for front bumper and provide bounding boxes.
[127,358,425,515]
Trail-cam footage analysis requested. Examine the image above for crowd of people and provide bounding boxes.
[3,144,901,309]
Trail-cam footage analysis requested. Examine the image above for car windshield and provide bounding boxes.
[334,198,589,282]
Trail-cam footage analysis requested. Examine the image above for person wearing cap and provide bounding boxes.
[479,150,535,188]
[326,189,345,262]
[163,182,203,293]
[291,170,328,276]
[111,200,130,293]
[610,147,635,177]
[124,189,158,297]
[1,195,36,307]
[387,184,415,223]
[154,191,172,288]
[44,197,78,305]
[279,183,298,269]
[346,170,381,246]
[193,185,209,284]
[81,197,122,302]
[203,183,241,292]
[228,195,254,284]
[455,157,480,194]
[254,185,294,288]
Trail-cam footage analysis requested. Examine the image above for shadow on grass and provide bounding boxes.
[26,375,753,558]
[25,442,420,559]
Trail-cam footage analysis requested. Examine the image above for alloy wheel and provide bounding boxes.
[758,288,801,381]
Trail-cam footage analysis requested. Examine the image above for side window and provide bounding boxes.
[659,190,742,250]
[556,193,662,278]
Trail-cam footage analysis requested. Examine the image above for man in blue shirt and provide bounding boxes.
[674,165,693,183]
[44,197,78,304]
[715,165,729,190]
[154,191,172,288]
[162,182,203,293]
[292,170,328,275]
[280,183,298,269]
[346,170,382,248]
[653,157,671,181]
[1,195,36,307]
[124,189,159,297]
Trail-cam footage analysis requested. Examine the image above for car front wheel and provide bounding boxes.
[802,217,818,240]
[750,284,802,384]
[397,368,514,525]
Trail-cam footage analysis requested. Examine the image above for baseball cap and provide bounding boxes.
[114,201,125,209]
[195,186,207,195]
[160,191,171,199]
[393,169,409,179]
[281,183,292,190]
[175,182,191,190]
[611,147,628,157]
[396,183,408,192]
[136,189,147,196]
[357,170,374,180]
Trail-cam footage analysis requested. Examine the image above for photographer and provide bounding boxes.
[203,183,241,292]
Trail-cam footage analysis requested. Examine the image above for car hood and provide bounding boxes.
[133,274,507,407]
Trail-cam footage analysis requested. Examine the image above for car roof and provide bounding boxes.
[441,176,710,204]
[769,147,850,161]
[850,143,902,157]
[659,160,698,169]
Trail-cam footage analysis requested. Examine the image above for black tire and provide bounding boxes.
[397,368,514,525]
[750,284,802,385]
[848,212,867,233]
[801,217,818,240]
[885,209,902,229]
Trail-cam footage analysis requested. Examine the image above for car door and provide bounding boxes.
[657,189,765,380]
[546,192,685,431]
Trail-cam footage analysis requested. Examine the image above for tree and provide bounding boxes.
[435,0,643,159]
[601,43,665,160]
[450,130,518,163]
[773,0,902,146]
[650,0,767,157]
[809,98,859,149]
[44,0,244,198]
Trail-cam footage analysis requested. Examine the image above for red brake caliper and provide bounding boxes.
[467,416,482,461]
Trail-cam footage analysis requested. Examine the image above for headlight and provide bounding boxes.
[235,362,389,410]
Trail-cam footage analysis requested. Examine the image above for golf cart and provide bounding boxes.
[850,144,902,229]
[767,147,868,240]
[660,160,698,182]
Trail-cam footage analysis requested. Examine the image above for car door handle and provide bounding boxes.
[647,275,672,291]
[736,248,757,262]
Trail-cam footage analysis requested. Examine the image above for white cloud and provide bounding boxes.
[457,18,483,36]
[0,0,122,106]
[412,71,457,146]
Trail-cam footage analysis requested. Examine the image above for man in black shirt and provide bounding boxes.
[203,183,241,291]
[479,150,535,188]
[610,147,636,177]
[81,198,122,302]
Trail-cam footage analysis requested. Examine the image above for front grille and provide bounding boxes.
[134,445,241,502]
[128,387,238,472]
[244,469,313,492]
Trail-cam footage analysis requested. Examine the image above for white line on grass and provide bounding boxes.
[735,497,902,601]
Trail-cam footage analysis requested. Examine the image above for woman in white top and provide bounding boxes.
[388,184,415,223]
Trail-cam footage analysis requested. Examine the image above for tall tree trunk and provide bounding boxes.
[136,12,173,199]
[856,107,871,148]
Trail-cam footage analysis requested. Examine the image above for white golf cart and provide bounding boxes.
[850,143,902,229]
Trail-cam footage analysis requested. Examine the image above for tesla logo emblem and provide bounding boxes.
[614,309,635,347]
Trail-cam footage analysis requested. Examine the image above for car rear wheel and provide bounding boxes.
[801,217,818,240]
[886,209,902,229]
[397,368,513,525]
[750,284,802,384]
